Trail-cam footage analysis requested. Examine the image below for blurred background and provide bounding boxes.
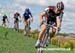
[0,0,75,33]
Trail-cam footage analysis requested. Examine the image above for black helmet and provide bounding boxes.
[56,1,64,10]
[25,8,30,12]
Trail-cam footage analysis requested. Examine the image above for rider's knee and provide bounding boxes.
[24,22,27,26]
[40,24,47,33]
[52,28,56,33]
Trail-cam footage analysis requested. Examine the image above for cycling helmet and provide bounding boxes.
[25,8,30,12]
[3,14,7,16]
[56,1,64,10]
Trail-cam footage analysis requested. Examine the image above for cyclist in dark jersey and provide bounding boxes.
[35,1,64,48]
[2,14,9,27]
[22,8,33,36]
[14,12,21,32]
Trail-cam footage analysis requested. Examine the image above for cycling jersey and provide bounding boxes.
[14,12,20,21]
[2,15,7,23]
[44,6,63,24]
[23,10,32,20]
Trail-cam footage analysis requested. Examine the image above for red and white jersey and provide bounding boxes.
[44,6,64,24]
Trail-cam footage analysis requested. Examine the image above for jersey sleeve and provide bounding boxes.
[57,12,64,22]
[44,8,49,13]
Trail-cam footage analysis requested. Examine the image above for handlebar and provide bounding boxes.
[46,24,57,29]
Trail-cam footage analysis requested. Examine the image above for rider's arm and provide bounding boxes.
[21,16,25,23]
[17,13,21,20]
[29,11,33,22]
[57,13,63,31]
[40,11,46,25]
[28,9,32,17]
[18,13,21,18]
[7,17,9,23]
[57,16,61,28]
[18,14,22,22]
[58,12,64,22]
[19,15,21,18]
[5,15,9,23]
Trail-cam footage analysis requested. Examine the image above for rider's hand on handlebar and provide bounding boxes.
[57,27,61,32]
[30,18,33,22]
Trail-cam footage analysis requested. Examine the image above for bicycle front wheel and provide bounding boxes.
[37,48,43,53]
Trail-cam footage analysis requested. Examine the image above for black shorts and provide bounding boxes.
[14,18,19,23]
[24,16,30,21]
[2,19,6,23]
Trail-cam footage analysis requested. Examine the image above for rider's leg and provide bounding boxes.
[16,21,19,32]
[27,19,31,36]
[50,27,56,39]
[2,21,6,27]
[27,19,31,30]
[39,24,47,41]
[35,24,47,48]
[14,19,17,30]
[2,21,4,27]
[24,20,27,35]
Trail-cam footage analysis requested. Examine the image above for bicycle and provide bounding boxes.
[37,23,57,53]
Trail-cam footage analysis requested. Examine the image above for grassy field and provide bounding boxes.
[0,27,75,53]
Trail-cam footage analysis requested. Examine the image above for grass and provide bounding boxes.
[0,27,75,53]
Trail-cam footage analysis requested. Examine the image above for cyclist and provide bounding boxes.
[2,14,9,27]
[13,11,21,32]
[35,1,64,48]
[22,8,33,36]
